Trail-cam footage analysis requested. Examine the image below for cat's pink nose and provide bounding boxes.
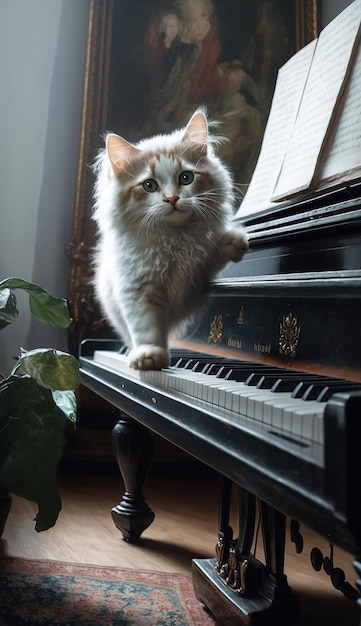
[164,195,179,206]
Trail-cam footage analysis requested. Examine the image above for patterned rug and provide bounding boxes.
[0,558,216,626]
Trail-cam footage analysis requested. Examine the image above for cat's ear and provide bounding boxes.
[106,134,141,173]
[183,110,208,156]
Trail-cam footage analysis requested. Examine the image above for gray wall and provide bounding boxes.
[0,0,90,373]
[0,0,353,374]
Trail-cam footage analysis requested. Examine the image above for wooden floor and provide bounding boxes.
[1,467,359,625]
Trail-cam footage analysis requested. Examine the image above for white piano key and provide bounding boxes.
[290,405,326,444]
[314,415,324,444]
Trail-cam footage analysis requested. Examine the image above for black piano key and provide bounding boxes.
[192,362,213,373]
[256,372,318,390]
[290,376,360,401]
[170,349,220,367]
[172,354,234,374]
[221,366,243,382]
[304,381,361,402]
[172,357,190,367]
[225,366,279,383]
[207,364,225,376]
[301,383,331,401]
[170,349,198,363]
[291,378,337,399]
[269,379,299,392]
[245,373,265,385]
[245,368,296,386]
[173,354,230,370]
[183,359,201,369]
[220,360,256,369]
[317,382,361,402]
[219,365,247,378]
[176,357,212,369]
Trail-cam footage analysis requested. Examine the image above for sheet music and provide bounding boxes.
[237,41,316,217]
[316,38,361,186]
[271,0,361,201]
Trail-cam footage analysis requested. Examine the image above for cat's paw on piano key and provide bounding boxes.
[221,228,249,262]
[128,345,170,370]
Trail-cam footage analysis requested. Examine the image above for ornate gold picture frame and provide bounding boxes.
[68,0,319,347]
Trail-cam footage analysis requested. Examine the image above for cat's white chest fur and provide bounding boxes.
[150,231,211,282]
[105,228,214,303]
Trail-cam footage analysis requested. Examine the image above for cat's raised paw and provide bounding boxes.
[221,229,249,262]
[128,345,170,371]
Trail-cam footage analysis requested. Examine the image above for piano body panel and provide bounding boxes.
[79,350,358,555]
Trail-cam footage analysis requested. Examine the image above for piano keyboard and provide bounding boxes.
[92,349,361,446]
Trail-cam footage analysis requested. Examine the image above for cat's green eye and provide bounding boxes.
[179,171,194,185]
[143,179,158,193]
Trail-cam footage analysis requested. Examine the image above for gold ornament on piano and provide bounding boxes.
[209,314,223,344]
[216,543,249,595]
[215,536,225,572]
[279,313,301,360]
[237,306,244,325]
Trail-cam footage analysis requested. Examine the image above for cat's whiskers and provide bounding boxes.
[198,183,227,196]
[125,206,154,233]
[194,190,225,213]
[134,203,171,235]
[192,201,219,221]
[232,181,247,204]
[137,211,158,234]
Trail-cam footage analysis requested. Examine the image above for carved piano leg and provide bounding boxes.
[192,483,299,625]
[0,486,12,537]
[215,476,234,573]
[260,502,299,623]
[111,412,155,542]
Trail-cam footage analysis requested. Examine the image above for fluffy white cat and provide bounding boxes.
[92,110,248,370]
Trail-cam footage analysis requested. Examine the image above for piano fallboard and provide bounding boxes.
[80,340,361,555]
[186,270,361,381]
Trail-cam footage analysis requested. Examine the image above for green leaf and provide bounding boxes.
[17,348,80,391]
[52,389,77,424]
[0,288,18,330]
[0,376,65,531]
[0,277,71,328]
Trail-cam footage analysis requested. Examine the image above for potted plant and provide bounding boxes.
[0,277,80,534]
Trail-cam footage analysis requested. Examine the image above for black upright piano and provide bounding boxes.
[80,183,361,625]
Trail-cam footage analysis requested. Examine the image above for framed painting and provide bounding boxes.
[68,0,319,344]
